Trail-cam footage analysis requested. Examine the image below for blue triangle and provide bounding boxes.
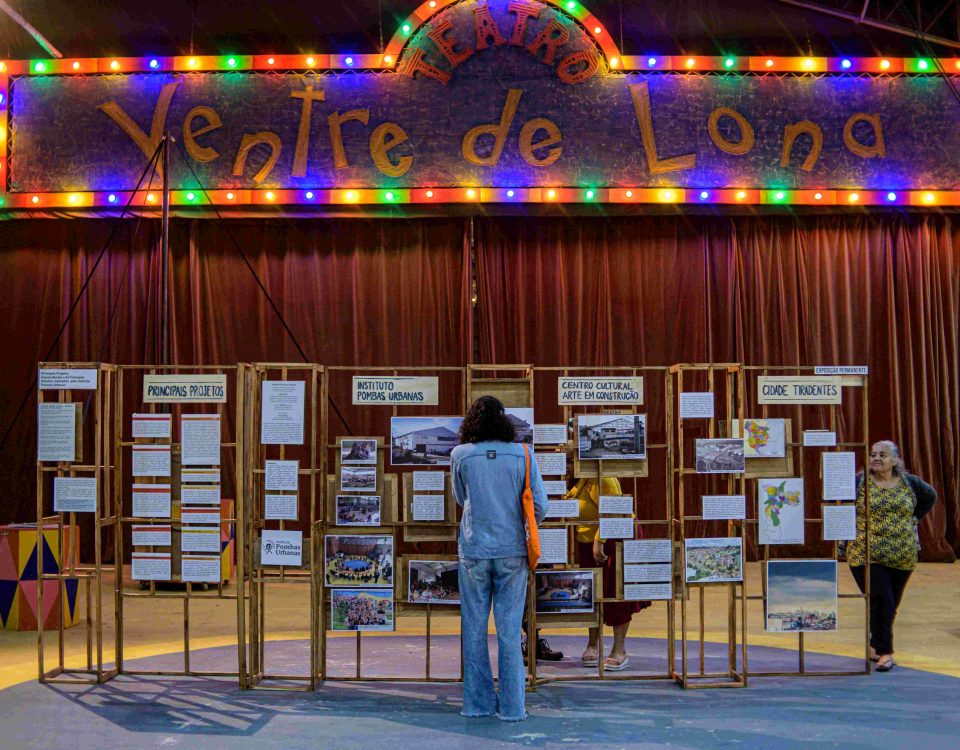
[0,580,18,626]
[20,546,37,581]
[42,536,60,576]
[63,578,80,620]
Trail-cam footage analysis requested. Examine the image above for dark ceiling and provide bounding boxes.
[0,0,955,62]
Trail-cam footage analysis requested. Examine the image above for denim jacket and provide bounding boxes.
[451,441,548,559]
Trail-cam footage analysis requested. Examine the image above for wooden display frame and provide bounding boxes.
[739,366,871,679]
[671,363,748,689]
[400,472,457,542]
[527,365,676,686]
[242,363,323,690]
[321,365,466,683]
[114,364,246,683]
[36,362,120,684]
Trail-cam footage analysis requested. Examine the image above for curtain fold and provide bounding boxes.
[475,213,959,561]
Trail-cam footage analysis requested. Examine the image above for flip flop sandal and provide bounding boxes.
[603,657,630,672]
[876,659,896,672]
[581,653,599,667]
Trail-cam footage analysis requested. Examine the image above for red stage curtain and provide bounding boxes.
[475,214,959,561]
[0,218,469,556]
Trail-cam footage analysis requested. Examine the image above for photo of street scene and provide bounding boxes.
[766,559,837,632]
[391,417,463,465]
[684,537,743,583]
[577,414,646,460]
[695,438,745,473]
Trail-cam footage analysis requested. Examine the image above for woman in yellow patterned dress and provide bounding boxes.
[846,441,936,672]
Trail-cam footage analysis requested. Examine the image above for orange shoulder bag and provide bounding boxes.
[521,444,541,570]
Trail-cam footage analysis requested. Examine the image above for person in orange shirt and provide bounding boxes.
[568,477,650,671]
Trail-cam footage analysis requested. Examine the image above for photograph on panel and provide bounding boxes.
[340,438,378,465]
[684,537,744,583]
[330,589,395,632]
[390,416,463,465]
[577,414,646,460]
[324,534,394,587]
[408,560,460,604]
[695,438,745,473]
[335,494,381,526]
[766,559,838,632]
[535,570,595,614]
[340,465,377,492]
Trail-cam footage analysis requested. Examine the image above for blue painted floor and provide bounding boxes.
[3,636,959,749]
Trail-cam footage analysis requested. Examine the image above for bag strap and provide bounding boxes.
[522,443,532,493]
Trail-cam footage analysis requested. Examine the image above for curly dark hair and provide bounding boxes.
[459,396,516,443]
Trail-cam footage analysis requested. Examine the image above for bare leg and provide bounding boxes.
[582,627,600,662]
[607,623,629,662]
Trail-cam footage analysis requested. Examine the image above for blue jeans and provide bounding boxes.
[459,555,529,721]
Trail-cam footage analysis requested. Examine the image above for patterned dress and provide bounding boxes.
[846,477,918,571]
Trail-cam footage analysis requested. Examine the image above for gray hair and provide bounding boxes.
[872,440,906,476]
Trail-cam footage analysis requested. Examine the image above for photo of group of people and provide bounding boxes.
[407,560,460,604]
[324,534,394,587]
[341,466,377,491]
[330,589,394,632]
[335,495,381,526]
[535,570,595,614]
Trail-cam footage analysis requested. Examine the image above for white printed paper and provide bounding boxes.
[131,525,171,546]
[265,460,299,491]
[757,376,842,405]
[132,445,171,477]
[181,555,222,583]
[37,402,76,462]
[143,374,226,403]
[261,530,303,566]
[39,368,97,390]
[679,392,714,419]
[181,468,220,483]
[822,452,856,501]
[132,552,171,581]
[533,424,567,445]
[624,539,673,564]
[538,528,568,564]
[264,494,298,521]
[131,413,172,439]
[544,480,568,496]
[624,583,672,601]
[624,563,672,583]
[815,366,868,375]
[181,526,221,553]
[822,505,857,541]
[181,507,220,525]
[132,483,171,517]
[413,471,445,491]
[599,517,634,539]
[702,495,746,520]
[599,495,633,515]
[181,414,221,465]
[557,377,643,405]
[534,452,566,476]
[260,380,305,445]
[412,494,445,521]
[803,430,837,447]
[352,376,439,405]
[546,500,579,518]
[53,477,96,513]
[181,485,220,505]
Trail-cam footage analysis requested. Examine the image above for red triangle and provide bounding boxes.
[40,580,60,627]
[0,536,16,580]
[17,580,37,629]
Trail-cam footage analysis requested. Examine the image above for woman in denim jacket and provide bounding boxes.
[452,396,548,721]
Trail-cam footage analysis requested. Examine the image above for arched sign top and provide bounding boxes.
[383,0,623,78]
